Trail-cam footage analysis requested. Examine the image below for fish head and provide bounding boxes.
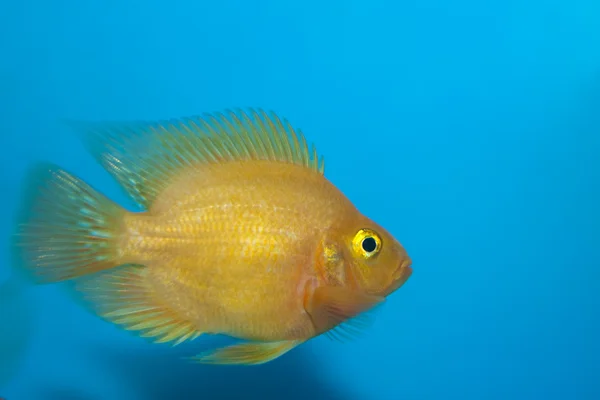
[336,218,412,298]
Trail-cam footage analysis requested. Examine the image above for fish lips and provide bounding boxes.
[386,258,413,296]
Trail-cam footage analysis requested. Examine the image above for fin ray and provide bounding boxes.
[66,108,325,211]
[76,265,202,346]
[13,163,126,283]
[189,340,302,365]
[324,310,378,342]
[306,286,384,336]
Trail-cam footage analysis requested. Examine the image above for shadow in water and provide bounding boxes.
[84,340,356,400]
[30,387,95,400]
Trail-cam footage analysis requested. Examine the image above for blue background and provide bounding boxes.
[1,0,599,399]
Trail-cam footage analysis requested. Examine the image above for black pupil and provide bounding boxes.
[362,237,377,253]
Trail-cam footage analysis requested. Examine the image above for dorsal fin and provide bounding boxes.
[65,108,325,211]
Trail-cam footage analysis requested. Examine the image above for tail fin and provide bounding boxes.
[13,163,127,284]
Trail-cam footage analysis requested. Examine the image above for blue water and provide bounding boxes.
[1,1,599,399]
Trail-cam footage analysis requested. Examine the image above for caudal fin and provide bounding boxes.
[13,163,127,284]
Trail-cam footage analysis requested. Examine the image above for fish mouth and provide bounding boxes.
[388,258,412,294]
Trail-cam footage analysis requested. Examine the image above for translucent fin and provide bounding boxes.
[305,286,384,336]
[76,265,202,346]
[13,163,127,284]
[65,108,325,210]
[324,308,379,342]
[189,340,302,366]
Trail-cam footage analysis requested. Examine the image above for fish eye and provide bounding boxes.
[362,237,377,253]
[352,228,382,259]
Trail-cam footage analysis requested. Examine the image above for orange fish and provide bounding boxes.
[14,109,412,365]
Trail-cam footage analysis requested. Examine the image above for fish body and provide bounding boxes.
[122,160,353,342]
[14,109,412,365]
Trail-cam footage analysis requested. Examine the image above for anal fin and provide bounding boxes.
[76,265,202,346]
[189,340,302,365]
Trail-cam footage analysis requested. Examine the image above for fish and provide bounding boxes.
[12,108,413,366]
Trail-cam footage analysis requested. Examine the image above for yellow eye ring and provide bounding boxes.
[352,228,382,259]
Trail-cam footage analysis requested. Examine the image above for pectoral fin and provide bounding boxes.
[325,311,378,343]
[306,286,384,336]
[189,340,302,365]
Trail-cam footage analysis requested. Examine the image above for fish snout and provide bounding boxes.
[388,257,412,294]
